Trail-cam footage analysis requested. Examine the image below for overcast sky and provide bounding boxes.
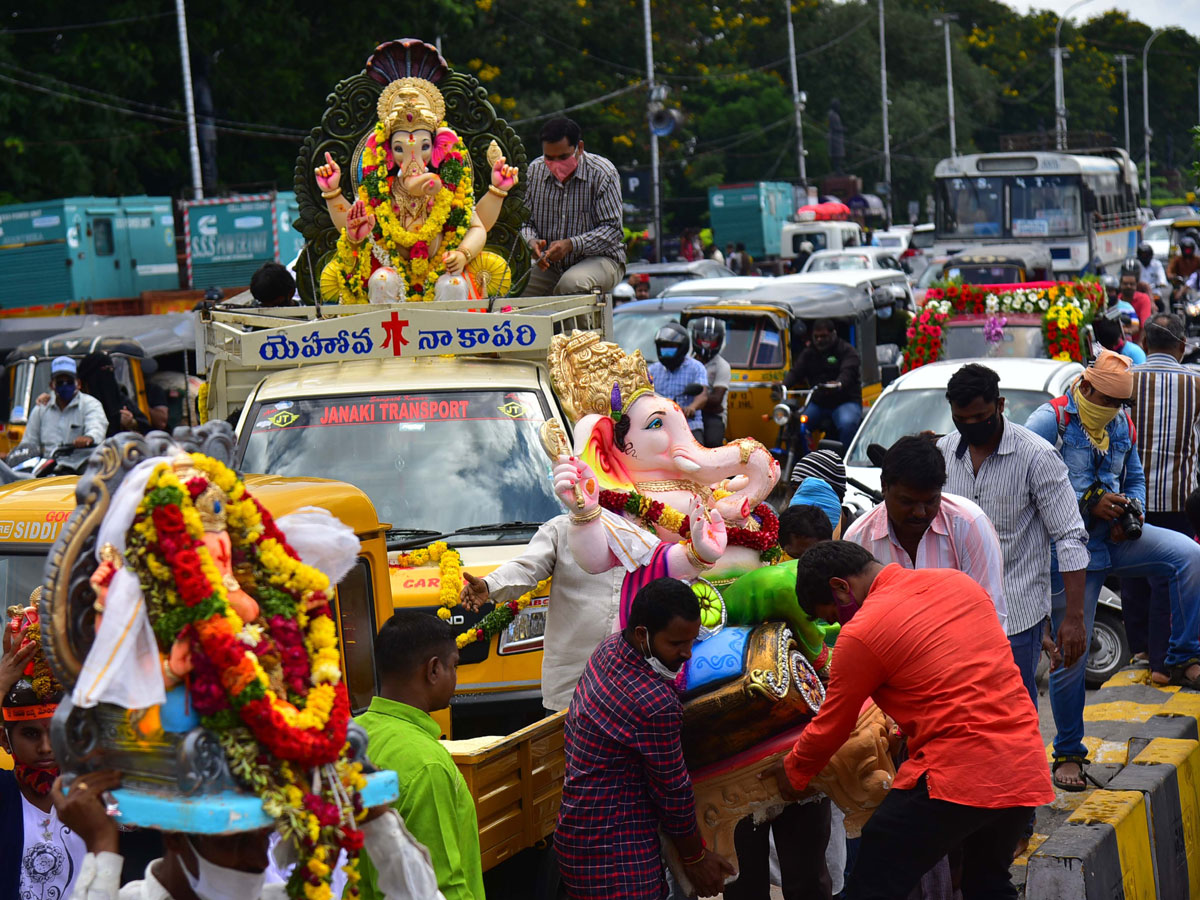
[1004,0,1199,38]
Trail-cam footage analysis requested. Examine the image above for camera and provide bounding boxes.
[1115,497,1143,541]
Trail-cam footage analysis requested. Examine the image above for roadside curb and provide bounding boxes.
[1023,667,1200,899]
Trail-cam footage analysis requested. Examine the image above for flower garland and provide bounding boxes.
[456,578,552,649]
[903,304,950,371]
[390,541,463,619]
[330,120,475,303]
[1044,302,1088,362]
[124,454,363,900]
[597,490,782,563]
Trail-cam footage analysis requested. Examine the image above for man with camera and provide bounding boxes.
[1027,350,1200,791]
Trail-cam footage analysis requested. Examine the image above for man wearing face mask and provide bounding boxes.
[762,542,1054,899]
[18,356,107,455]
[1026,350,1200,791]
[520,116,625,297]
[842,435,1007,628]
[782,319,863,449]
[649,323,709,445]
[936,364,1090,709]
[556,577,736,899]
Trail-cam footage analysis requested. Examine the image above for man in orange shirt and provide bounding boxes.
[764,542,1054,900]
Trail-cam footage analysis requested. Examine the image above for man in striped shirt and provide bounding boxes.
[520,117,625,297]
[1123,313,1200,684]
[936,364,1090,706]
[843,435,1007,628]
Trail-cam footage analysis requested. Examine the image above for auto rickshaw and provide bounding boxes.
[680,270,907,448]
[939,243,1054,284]
[1,313,199,453]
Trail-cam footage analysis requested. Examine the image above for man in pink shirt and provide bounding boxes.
[843,435,1007,628]
[764,542,1054,899]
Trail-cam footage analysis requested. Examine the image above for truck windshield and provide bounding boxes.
[240,390,562,542]
[1010,175,1082,237]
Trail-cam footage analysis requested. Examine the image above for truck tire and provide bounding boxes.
[1086,607,1130,688]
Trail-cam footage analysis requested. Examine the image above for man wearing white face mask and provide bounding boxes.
[520,116,625,297]
[51,773,445,900]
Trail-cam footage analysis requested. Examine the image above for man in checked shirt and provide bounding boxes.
[556,578,735,899]
[520,117,626,297]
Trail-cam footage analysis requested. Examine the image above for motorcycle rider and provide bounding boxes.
[1169,236,1200,301]
[648,322,709,445]
[1118,264,1152,344]
[688,317,731,449]
[16,357,107,456]
[1137,242,1167,291]
[783,319,863,449]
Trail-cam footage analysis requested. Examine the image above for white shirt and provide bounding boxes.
[843,492,1008,631]
[1143,258,1167,288]
[484,515,626,711]
[69,809,444,900]
[22,794,87,900]
[699,354,732,421]
[22,390,108,453]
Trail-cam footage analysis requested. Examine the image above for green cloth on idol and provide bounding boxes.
[719,560,840,657]
[355,697,485,900]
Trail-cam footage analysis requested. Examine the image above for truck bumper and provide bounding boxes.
[449,687,546,739]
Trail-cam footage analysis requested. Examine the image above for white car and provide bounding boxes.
[800,247,904,274]
[659,275,768,300]
[1143,218,1174,264]
[837,356,1126,687]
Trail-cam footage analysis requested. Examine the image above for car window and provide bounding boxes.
[847,387,1051,465]
[1144,223,1168,242]
[811,254,870,271]
[793,232,828,253]
[917,264,945,289]
[910,229,935,250]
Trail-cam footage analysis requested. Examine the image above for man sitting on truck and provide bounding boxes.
[356,611,484,900]
[19,356,107,455]
[782,319,863,449]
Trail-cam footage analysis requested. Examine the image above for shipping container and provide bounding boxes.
[707,182,795,260]
[182,192,304,290]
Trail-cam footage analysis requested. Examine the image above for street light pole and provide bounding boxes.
[174,0,203,200]
[1114,54,1133,154]
[878,0,893,226]
[1054,0,1097,151]
[934,14,959,158]
[641,0,661,262]
[785,1,807,185]
[1143,28,1164,210]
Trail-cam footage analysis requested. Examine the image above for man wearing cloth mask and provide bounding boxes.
[782,319,863,448]
[520,116,625,297]
[763,542,1054,898]
[937,364,1090,708]
[556,578,735,899]
[1027,350,1200,791]
[648,323,708,445]
[19,356,107,455]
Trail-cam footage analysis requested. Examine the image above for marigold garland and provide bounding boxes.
[456,578,552,649]
[125,453,364,900]
[390,541,463,620]
[329,121,476,303]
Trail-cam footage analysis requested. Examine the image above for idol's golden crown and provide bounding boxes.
[377,77,445,137]
[548,330,652,422]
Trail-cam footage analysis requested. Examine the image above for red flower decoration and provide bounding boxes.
[410,242,429,260]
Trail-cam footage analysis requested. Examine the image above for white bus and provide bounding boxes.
[932,150,1141,277]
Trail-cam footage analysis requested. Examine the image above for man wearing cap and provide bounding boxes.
[19,356,108,455]
[1027,349,1200,791]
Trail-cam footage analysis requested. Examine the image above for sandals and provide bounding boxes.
[1170,659,1200,690]
[1052,755,1101,792]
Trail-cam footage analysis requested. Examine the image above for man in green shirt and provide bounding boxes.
[356,611,485,900]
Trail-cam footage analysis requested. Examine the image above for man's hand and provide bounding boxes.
[544,239,572,264]
[119,408,136,430]
[758,757,814,802]
[1055,613,1086,670]
[1091,492,1128,522]
[685,851,737,897]
[51,771,122,855]
[460,572,491,612]
[35,392,50,407]
[0,640,37,699]
[529,239,547,261]
[73,436,94,449]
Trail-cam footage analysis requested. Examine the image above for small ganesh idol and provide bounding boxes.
[315,69,519,303]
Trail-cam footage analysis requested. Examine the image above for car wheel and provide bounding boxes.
[1086,608,1130,688]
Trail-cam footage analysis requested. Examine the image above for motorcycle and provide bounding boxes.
[1170,277,1200,336]
[4,444,94,480]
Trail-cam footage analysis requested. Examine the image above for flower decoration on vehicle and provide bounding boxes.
[125,453,364,900]
[456,577,552,650]
[902,305,950,372]
[390,541,464,620]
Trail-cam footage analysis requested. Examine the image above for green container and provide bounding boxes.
[184,192,303,290]
[707,181,795,260]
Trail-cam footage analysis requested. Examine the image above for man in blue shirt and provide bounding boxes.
[648,322,708,444]
[1026,350,1200,791]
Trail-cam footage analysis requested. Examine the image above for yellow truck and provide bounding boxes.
[197,296,609,738]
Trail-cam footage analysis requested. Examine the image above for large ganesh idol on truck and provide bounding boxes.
[543,332,894,881]
[295,39,527,303]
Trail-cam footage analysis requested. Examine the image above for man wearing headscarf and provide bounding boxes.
[1027,350,1200,791]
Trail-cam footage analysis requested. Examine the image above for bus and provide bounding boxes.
[931,149,1141,277]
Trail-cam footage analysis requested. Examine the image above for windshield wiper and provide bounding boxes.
[386,527,443,541]
[448,521,545,536]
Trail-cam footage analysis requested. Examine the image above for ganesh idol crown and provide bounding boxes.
[295,39,530,304]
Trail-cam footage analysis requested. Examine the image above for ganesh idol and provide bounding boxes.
[315,71,518,303]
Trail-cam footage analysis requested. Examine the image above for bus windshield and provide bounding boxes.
[936,177,1004,238]
[1010,175,1082,237]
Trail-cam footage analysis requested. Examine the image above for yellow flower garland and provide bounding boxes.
[391,541,464,620]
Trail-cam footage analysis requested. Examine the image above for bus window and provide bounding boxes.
[937,177,1003,238]
[1010,175,1081,237]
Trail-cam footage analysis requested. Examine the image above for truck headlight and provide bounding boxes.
[497,601,548,655]
[771,403,792,426]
